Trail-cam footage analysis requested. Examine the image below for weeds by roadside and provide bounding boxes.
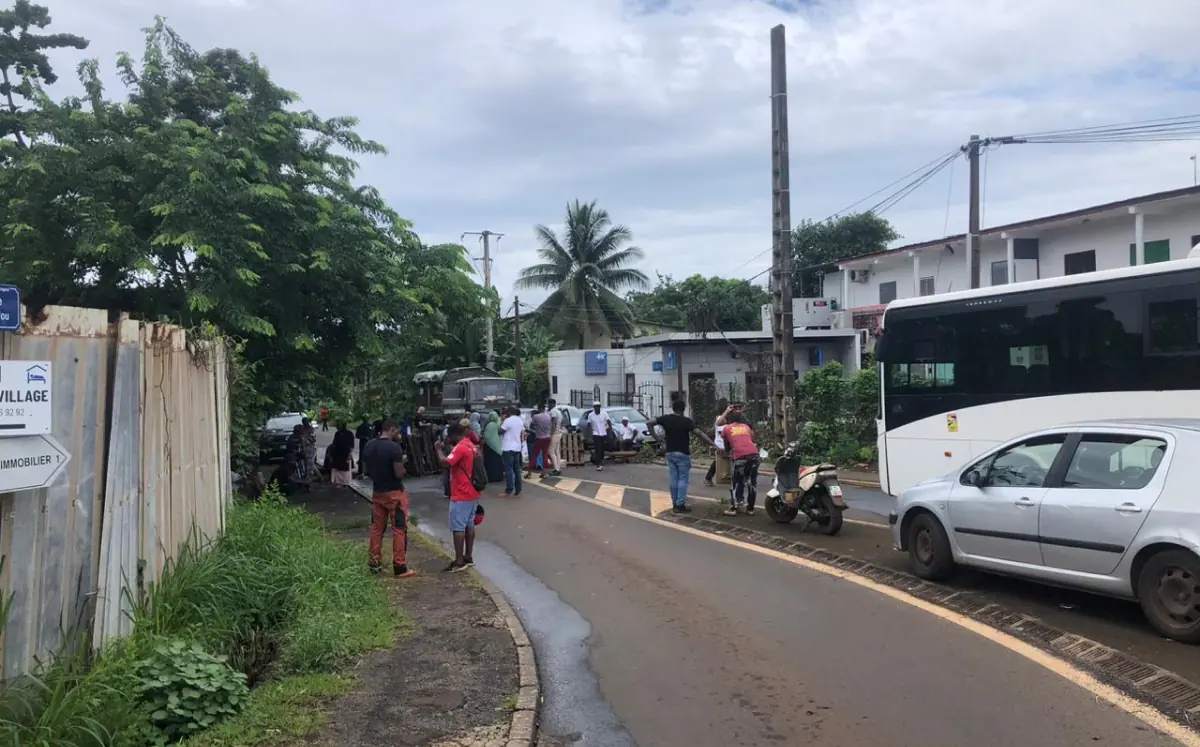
[0,487,401,747]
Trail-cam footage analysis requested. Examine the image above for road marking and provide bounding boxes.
[679,489,887,528]
[647,490,673,516]
[536,480,1198,745]
[556,477,581,492]
[594,483,625,508]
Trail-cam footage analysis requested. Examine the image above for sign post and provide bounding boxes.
[0,360,52,435]
[0,284,19,332]
[0,434,70,492]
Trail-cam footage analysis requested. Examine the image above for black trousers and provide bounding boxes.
[730,456,760,510]
[358,438,369,476]
[592,435,606,466]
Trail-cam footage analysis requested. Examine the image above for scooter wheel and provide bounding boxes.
[765,495,800,524]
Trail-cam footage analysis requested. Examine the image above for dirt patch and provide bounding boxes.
[300,488,520,747]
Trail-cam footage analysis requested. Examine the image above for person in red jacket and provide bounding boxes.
[319,406,329,431]
[719,412,760,516]
[436,422,482,572]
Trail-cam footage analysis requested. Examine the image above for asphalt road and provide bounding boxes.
[581,462,1200,687]
[391,475,1182,747]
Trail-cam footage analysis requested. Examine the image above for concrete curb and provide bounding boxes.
[349,481,541,746]
[649,458,882,489]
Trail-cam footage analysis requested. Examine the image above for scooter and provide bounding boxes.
[764,445,846,535]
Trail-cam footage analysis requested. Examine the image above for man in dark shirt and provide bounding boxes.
[354,418,374,478]
[362,420,416,578]
[648,399,717,514]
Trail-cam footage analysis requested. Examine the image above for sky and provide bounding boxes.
[51,0,1200,310]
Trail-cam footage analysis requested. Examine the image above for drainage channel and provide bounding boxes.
[664,513,1200,728]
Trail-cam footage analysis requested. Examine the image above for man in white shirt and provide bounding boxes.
[500,407,526,495]
[586,403,613,471]
[547,399,564,476]
[618,417,639,451]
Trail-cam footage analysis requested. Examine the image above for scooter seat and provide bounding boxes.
[799,463,836,477]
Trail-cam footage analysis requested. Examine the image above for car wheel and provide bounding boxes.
[907,512,954,581]
[1137,549,1200,644]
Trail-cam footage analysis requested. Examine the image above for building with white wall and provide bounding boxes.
[819,185,1200,341]
[548,329,861,423]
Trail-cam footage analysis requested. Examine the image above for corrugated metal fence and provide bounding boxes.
[0,306,230,678]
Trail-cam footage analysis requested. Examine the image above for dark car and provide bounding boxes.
[258,413,305,462]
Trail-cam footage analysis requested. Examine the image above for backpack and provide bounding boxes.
[458,442,488,492]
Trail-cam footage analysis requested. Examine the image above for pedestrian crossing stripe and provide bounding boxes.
[540,476,674,518]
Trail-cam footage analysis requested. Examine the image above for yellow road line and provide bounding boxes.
[594,483,625,508]
[538,480,1197,745]
[555,477,581,492]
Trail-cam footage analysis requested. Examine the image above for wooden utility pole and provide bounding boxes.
[769,24,796,444]
[513,295,522,384]
[965,135,981,289]
[462,230,504,368]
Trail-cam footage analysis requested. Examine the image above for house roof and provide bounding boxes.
[834,184,1200,270]
[625,329,859,347]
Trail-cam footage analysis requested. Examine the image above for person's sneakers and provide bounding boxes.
[463,556,475,567]
[723,507,738,516]
[745,507,755,516]
[704,479,715,487]
[551,469,562,476]
[672,504,693,514]
[394,564,417,578]
[442,561,466,573]
[596,465,603,472]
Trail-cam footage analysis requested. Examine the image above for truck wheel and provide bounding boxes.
[907,512,954,581]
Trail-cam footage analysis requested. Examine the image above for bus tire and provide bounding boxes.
[1136,549,1200,644]
[908,512,954,581]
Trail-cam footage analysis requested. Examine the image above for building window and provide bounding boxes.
[1063,250,1096,275]
[919,276,935,296]
[807,346,823,367]
[879,281,897,304]
[552,376,558,394]
[1129,240,1170,266]
[990,261,1009,286]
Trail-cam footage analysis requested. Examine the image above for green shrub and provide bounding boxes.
[135,638,248,741]
[796,363,880,465]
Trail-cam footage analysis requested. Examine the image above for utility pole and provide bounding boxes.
[513,296,522,385]
[769,24,796,444]
[461,230,504,369]
[965,134,982,289]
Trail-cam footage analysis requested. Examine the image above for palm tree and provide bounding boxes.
[517,200,649,348]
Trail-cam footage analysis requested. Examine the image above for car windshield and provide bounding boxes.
[609,408,647,423]
[265,414,304,431]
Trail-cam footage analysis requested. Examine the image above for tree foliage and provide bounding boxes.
[791,212,900,298]
[627,273,770,333]
[0,12,486,441]
[516,200,649,348]
[0,0,87,147]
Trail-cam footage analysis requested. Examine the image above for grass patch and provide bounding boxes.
[182,674,354,747]
[0,489,400,747]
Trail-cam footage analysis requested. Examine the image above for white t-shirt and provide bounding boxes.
[501,415,525,452]
[586,409,612,437]
[549,407,563,433]
[619,422,638,441]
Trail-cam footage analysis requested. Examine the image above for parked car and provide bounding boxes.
[889,419,1200,642]
[258,412,306,462]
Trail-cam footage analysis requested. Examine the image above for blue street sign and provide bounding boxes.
[584,351,608,376]
[665,349,677,370]
[0,285,19,332]
[652,361,663,372]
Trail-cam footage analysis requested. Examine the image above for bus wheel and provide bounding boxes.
[908,513,954,581]
[1137,549,1200,644]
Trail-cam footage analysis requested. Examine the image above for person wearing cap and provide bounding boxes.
[618,416,639,451]
[585,402,613,471]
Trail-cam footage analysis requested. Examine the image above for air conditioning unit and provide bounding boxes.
[849,269,871,283]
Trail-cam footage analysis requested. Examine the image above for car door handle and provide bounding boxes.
[1115,503,1143,514]
[1015,497,1036,507]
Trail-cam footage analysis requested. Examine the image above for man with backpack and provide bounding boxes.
[436,422,486,572]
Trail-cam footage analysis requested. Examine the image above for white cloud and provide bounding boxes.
[44,0,1200,311]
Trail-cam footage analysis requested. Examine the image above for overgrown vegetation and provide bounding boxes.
[796,361,880,466]
[0,490,399,746]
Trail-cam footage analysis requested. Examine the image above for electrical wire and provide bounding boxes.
[1003,114,1200,145]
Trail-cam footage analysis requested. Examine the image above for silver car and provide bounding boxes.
[889,419,1200,643]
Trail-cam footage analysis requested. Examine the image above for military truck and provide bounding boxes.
[412,367,519,421]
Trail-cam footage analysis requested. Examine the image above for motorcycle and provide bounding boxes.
[764,445,846,535]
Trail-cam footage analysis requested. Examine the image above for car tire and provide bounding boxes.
[907,512,954,581]
[1136,548,1200,644]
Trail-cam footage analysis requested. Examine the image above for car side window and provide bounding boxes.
[964,434,1067,488]
[1061,434,1167,490]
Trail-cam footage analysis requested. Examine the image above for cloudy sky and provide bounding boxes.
[54,0,1200,308]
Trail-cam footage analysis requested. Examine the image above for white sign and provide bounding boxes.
[0,434,70,493]
[0,360,52,436]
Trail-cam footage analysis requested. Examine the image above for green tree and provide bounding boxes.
[627,273,770,333]
[791,212,899,298]
[0,0,87,148]
[0,18,434,413]
[516,200,649,348]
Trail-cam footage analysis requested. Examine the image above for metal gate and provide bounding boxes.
[638,382,665,417]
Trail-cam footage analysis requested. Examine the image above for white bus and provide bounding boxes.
[875,251,1200,496]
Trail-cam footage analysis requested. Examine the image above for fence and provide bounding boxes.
[0,307,230,678]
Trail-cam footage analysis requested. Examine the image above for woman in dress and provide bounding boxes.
[482,410,505,483]
[328,421,356,486]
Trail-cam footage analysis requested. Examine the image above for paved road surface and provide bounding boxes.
[572,462,1200,687]
[385,476,1183,747]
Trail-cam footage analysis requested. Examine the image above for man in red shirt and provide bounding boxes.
[437,422,482,572]
[719,412,760,516]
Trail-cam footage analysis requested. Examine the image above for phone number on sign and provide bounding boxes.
[0,409,27,418]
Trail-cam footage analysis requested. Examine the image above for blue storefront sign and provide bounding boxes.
[584,351,608,375]
[0,285,20,332]
[652,360,663,372]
